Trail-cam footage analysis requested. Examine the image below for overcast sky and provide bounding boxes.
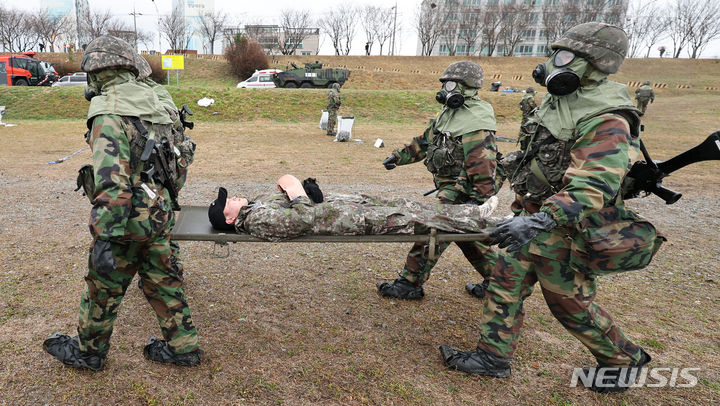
[9,0,720,58]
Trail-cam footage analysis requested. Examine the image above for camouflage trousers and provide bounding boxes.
[401,241,497,285]
[77,234,199,355]
[476,242,642,367]
[636,99,650,115]
[327,108,338,135]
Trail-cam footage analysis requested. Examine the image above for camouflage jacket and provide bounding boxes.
[635,85,655,101]
[504,113,643,259]
[327,90,341,110]
[87,114,177,241]
[519,94,537,121]
[235,192,498,241]
[392,124,497,204]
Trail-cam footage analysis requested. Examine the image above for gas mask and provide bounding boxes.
[532,50,591,96]
[84,73,100,101]
[435,81,477,109]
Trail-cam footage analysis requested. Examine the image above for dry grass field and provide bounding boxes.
[0,56,719,405]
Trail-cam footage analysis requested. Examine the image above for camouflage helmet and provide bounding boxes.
[136,55,152,80]
[439,61,484,88]
[331,82,341,90]
[526,86,535,94]
[81,35,139,76]
[551,22,628,74]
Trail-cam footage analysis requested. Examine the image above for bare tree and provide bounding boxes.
[415,1,443,56]
[685,0,720,58]
[500,3,534,56]
[361,5,381,55]
[197,10,228,54]
[437,1,460,56]
[481,4,504,56]
[79,8,115,40]
[540,0,579,56]
[338,5,358,55]
[244,20,279,55]
[318,10,343,55]
[457,5,483,56]
[0,6,40,52]
[30,8,69,52]
[277,9,313,55]
[160,3,186,51]
[375,7,394,55]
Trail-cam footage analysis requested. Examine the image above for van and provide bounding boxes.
[236,69,282,89]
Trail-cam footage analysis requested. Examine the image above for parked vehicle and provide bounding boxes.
[52,74,87,87]
[0,52,58,86]
[272,61,350,89]
[236,69,282,89]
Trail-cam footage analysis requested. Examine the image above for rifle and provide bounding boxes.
[140,137,181,211]
[623,131,720,204]
[179,104,194,130]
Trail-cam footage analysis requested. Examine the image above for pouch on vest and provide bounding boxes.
[424,131,463,177]
[570,205,665,277]
[75,164,95,203]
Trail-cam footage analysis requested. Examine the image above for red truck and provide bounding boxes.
[0,52,59,86]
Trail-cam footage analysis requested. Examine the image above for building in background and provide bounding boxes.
[416,0,628,57]
[172,0,215,53]
[222,25,320,56]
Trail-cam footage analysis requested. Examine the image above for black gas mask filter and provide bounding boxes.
[532,50,581,96]
[435,80,466,109]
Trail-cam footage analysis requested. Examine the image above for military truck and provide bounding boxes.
[272,61,350,89]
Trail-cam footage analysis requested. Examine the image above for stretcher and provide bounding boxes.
[171,206,494,259]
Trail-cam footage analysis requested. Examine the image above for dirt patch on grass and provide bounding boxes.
[0,92,719,404]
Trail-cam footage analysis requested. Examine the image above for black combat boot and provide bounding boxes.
[439,345,511,378]
[465,279,490,299]
[143,337,203,366]
[42,333,106,371]
[376,276,424,300]
[587,348,652,393]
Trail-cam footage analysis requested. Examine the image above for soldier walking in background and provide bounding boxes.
[635,80,655,115]
[519,86,537,124]
[326,82,342,136]
[439,23,663,393]
[377,61,499,300]
[42,36,203,371]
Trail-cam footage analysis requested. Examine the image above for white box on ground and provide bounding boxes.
[374,138,384,148]
[335,116,355,142]
[319,110,328,130]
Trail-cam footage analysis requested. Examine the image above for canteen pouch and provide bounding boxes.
[570,205,666,277]
[75,164,96,203]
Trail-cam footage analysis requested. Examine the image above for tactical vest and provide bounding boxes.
[503,110,640,206]
[636,86,653,98]
[424,130,464,178]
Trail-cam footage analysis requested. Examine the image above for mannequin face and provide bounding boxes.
[223,197,248,224]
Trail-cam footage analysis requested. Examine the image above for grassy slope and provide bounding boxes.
[1,55,719,124]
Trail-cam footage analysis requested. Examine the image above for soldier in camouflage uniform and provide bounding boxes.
[42,36,202,371]
[439,23,660,393]
[378,61,498,300]
[207,175,500,240]
[634,80,655,115]
[519,86,537,124]
[326,82,342,136]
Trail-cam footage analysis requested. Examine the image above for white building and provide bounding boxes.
[172,0,215,53]
[417,0,628,57]
[223,25,320,56]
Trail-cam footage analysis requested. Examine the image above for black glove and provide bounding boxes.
[490,212,557,252]
[383,154,398,170]
[92,239,117,275]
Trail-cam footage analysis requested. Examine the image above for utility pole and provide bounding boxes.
[391,2,397,56]
[129,1,142,50]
